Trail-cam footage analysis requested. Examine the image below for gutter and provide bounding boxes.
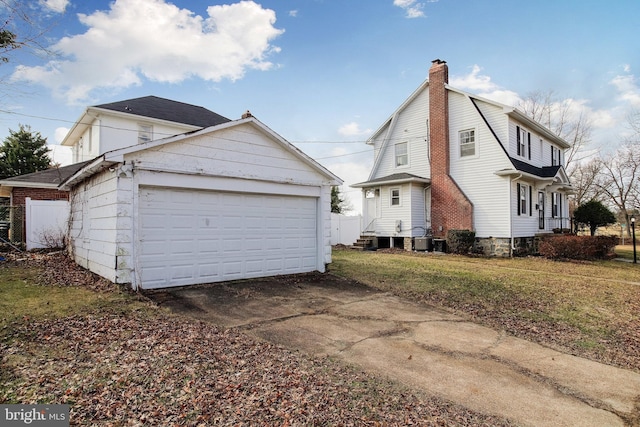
[58,155,118,191]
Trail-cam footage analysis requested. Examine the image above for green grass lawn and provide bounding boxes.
[330,248,640,371]
[615,244,637,261]
[0,271,144,332]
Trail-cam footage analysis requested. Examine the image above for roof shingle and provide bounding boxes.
[94,96,230,128]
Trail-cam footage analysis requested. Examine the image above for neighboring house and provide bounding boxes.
[0,161,90,243]
[353,60,574,256]
[0,95,227,245]
[59,113,342,290]
[62,95,231,162]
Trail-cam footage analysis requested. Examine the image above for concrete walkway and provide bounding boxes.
[149,275,640,427]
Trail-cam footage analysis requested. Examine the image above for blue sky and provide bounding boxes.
[1,0,639,214]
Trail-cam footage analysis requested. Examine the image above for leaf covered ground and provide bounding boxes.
[1,253,514,426]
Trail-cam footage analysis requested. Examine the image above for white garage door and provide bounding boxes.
[138,186,318,289]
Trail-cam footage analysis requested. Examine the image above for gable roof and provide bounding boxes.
[93,96,231,128]
[0,161,92,190]
[366,80,571,182]
[60,116,342,191]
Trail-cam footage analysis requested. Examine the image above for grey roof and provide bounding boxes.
[94,96,231,128]
[0,161,92,186]
[509,157,561,178]
[353,172,430,187]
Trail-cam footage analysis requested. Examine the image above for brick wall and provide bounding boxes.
[428,59,473,238]
[12,187,70,206]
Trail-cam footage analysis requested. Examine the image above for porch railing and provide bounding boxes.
[362,219,376,234]
[547,217,571,232]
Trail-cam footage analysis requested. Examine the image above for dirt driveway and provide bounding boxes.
[147,272,640,427]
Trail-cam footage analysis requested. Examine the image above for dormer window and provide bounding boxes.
[395,142,408,167]
[138,124,153,144]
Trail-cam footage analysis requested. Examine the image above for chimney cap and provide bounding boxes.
[431,59,446,65]
[241,110,252,119]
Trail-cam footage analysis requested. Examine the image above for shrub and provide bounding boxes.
[538,235,618,260]
[446,229,476,254]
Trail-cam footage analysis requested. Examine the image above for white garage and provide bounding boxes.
[61,116,341,290]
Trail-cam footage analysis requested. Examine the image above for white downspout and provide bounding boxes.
[510,174,522,255]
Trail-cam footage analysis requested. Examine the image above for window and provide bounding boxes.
[517,183,532,216]
[459,129,475,157]
[390,188,400,206]
[551,192,561,218]
[395,142,408,167]
[551,146,561,166]
[517,126,531,159]
[138,124,153,144]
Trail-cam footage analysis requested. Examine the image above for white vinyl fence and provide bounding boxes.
[330,213,362,246]
[25,198,70,250]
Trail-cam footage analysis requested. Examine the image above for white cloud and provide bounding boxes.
[338,121,371,137]
[393,0,426,18]
[450,64,521,106]
[289,10,298,17]
[610,73,640,108]
[54,127,69,143]
[12,0,284,104]
[40,0,69,13]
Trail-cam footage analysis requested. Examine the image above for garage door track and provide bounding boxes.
[147,273,640,427]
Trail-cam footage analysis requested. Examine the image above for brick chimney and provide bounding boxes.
[428,59,473,237]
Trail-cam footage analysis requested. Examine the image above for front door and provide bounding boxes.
[538,192,545,230]
[364,189,378,233]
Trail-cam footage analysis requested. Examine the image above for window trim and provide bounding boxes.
[390,188,401,207]
[459,128,476,158]
[517,182,531,216]
[395,142,408,167]
[517,126,531,159]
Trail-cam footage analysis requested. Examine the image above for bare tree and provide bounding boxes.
[518,90,593,170]
[0,0,56,63]
[570,158,606,207]
[596,144,640,236]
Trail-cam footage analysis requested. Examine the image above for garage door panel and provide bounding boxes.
[139,187,318,289]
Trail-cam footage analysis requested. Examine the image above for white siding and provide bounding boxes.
[129,123,330,185]
[68,169,120,282]
[448,91,513,238]
[98,115,194,154]
[508,121,565,169]
[69,121,335,288]
[474,99,509,152]
[410,183,428,236]
[511,179,541,237]
[371,88,431,180]
[71,115,199,162]
[375,183,412,237]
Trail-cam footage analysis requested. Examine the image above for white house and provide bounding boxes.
[62,96,231,162]
[353,60,573,256]
[60,113,342,290]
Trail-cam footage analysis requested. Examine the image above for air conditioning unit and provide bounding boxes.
[414,237,433,251]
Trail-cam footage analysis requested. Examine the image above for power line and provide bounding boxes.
[0,108,429,145]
